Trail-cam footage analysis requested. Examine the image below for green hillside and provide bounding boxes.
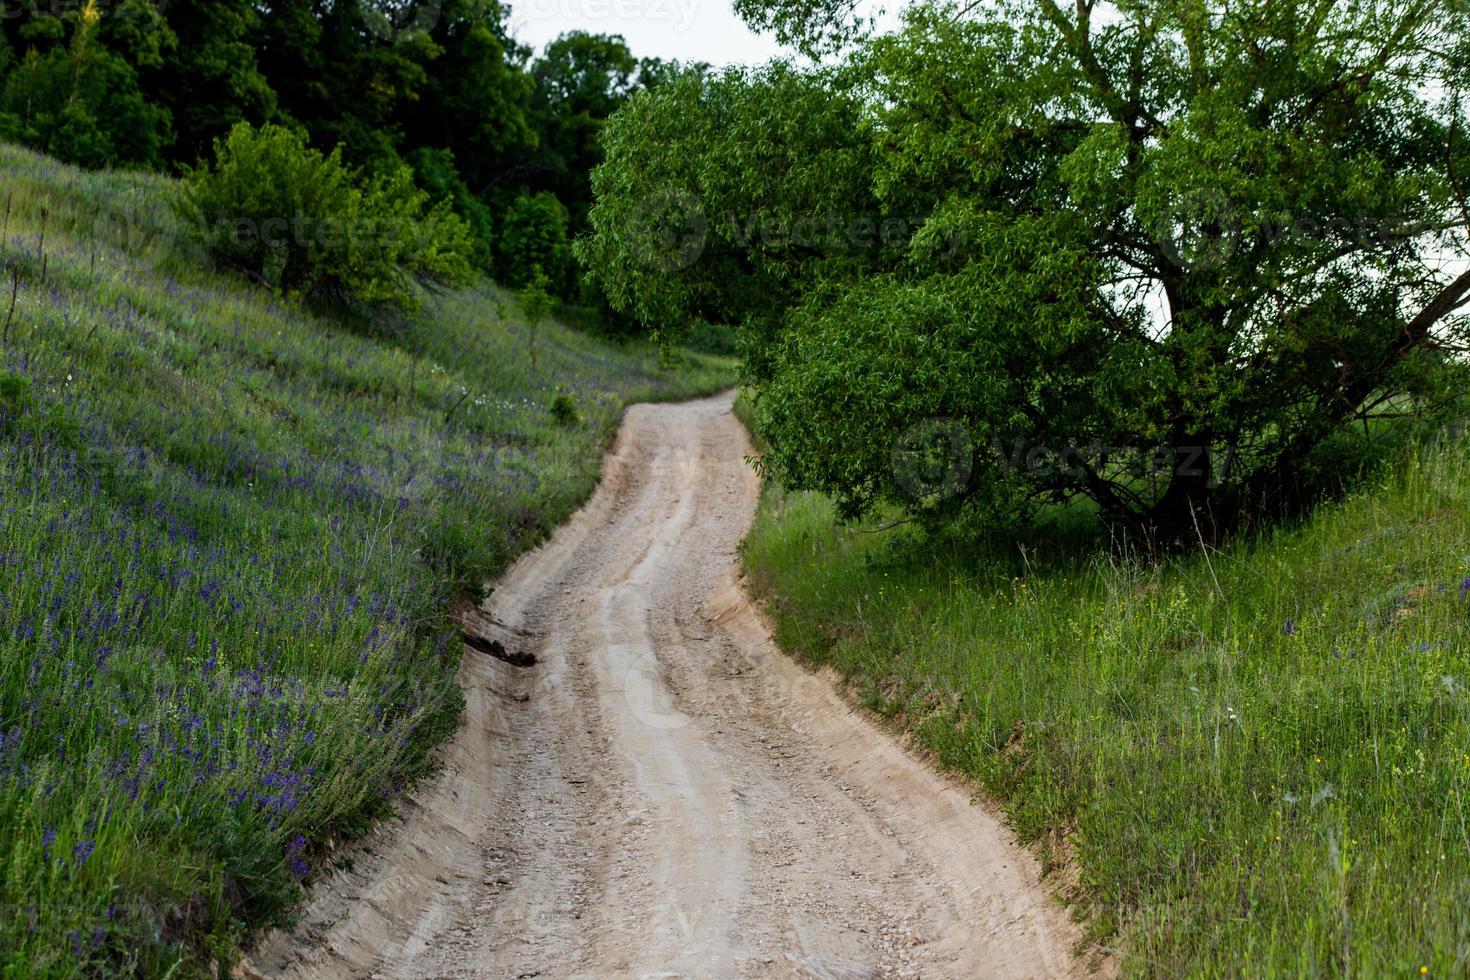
[0,142,732,975]
[744,438,1470,976]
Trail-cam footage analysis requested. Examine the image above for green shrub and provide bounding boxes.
[550,388,579,426]
[420,515,495,603]
[685,319,739,356]
[517,267,554,370]
[178,123,474,315]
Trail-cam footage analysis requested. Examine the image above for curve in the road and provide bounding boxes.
[243,391,1089,980]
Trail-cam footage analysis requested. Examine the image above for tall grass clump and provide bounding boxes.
[0,140,733,974]
[745,434,1470,977]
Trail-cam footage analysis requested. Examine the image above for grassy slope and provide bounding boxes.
[0,143,733,975]
[745,435,1470,976]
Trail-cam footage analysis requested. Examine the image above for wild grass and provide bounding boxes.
[744,434,1470,977]
[0,141,733,975]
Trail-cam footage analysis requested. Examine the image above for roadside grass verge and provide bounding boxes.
[744,435,1470,977]
[0,141,733,975]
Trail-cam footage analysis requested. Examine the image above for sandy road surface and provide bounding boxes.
[245,391,1086,979]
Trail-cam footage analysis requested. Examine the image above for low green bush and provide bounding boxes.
[178,123,474,316]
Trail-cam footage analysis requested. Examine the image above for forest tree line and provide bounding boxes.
[0,0,672,306]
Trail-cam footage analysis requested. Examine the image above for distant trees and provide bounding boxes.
[498,191,573,293]
[395,0,537,195]
[143,0,276,165]
[0,2,661,309]
[408,147,497,268]
[528,31,679,233]
[584,0,1470,542]
[0,2,171,168]
[578,62,876,371]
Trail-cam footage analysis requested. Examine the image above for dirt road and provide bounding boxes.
[245,391,1085,979]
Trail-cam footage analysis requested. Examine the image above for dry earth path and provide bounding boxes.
[245,391,1087,979]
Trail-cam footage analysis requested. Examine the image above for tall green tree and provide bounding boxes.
[399,0,535,196]
[526,32,682,233]
[142,0,276,165]
[578,62,881,369]
[528,32,637,231]
[0,3,171,168]
[584,0,1470,541]
[252,0,326,137]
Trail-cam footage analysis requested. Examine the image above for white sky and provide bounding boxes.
[504,0,794,65]
[504,0,899,66]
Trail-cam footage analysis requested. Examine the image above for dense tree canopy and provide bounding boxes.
[584,0,1470,542]
[145,0,276,165]
[526,31,678,232]
[0,1,658,303]
[577,62,881,373]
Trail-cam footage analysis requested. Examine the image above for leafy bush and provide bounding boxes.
[684,319,739,356]
[178,123,473,315]
[497,191,573,294]
[550,389,579,426]
[517,267,554,370]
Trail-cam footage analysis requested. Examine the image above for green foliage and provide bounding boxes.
[529,31,668,232]
[140,0,275,166]
[179,123,473,316]
[0,140,734,974]
[0,369,33,418]
[550,388,579,426]
[0,2,664,331]
[518,267,554,323]
[498,192,573,293]
[746,435,1470,976]
[684,319,739,357]
[591,0,1470,541]
[517,266,554,370]
[408,146,495,269]
[398,0,537,195]
[0,14,170,169]
[578,61,878,363]
[0,369,82,449]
